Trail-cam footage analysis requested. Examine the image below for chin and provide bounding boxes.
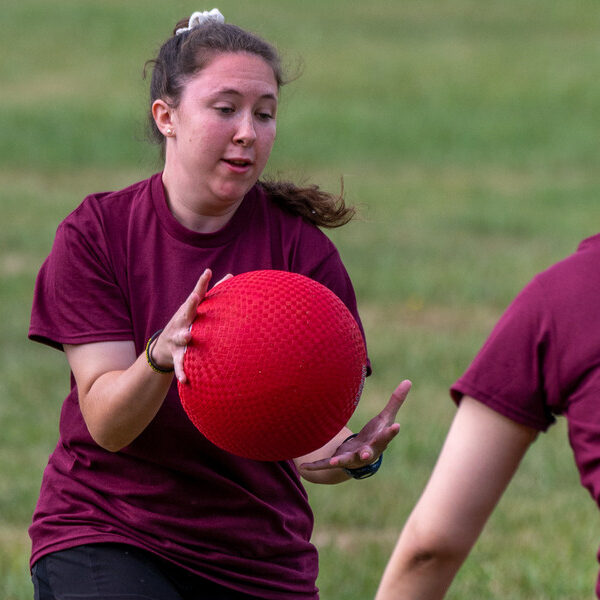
[216,183,255,204]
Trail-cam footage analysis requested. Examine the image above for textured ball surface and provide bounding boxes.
[178,270,367,461]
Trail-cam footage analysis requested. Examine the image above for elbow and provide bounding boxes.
[88,429,128,453]
[84,418,130,452]
[377,530,468,600]
[396,525,471,577]
[79,398,132,452]
[98,439,127,453]
[404,546,455,572]
[417,538,468,569]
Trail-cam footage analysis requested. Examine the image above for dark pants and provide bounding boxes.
[32,543,259,600]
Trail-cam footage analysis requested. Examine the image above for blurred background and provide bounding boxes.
[2,1,600,598]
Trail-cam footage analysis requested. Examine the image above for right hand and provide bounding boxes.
[152,269,232,383]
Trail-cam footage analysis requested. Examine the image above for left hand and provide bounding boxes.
[300,380,412,472]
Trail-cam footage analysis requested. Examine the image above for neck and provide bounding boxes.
[161,169,243,234]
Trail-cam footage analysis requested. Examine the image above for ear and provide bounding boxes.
[152,99,175,137]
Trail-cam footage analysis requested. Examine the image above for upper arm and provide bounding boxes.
[64,340,137,397]
[407,396,538,553]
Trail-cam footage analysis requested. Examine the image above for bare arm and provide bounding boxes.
[66,269,215,452]
[375,396,538,600]
[294,381,411,484]
[65,340,174,451]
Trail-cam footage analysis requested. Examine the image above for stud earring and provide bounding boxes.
[166,128,174,137]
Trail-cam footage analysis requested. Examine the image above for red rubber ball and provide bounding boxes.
[178,270,367,461]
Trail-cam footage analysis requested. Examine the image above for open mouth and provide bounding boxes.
[223,159,252,167]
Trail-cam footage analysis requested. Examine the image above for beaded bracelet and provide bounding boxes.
[145,329,174,374]
[342,433,384,480]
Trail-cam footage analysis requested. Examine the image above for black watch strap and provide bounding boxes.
[343,453,383,479]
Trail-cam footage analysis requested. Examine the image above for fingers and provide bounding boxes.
[301,381,410,473]
[380,380,412,423]
[173,271,233,383]
[346,423,400,464]
[366,422,400,458]
[301,446,377,471]
[184,271,233,322]
[183,268,218,323]
[151,270,212,381]
[192,268,213,297]
[215,273,233,286]
[173,348,187,383]
[182,295,201,327]
[302,423,401,472]
[301,456,339,471]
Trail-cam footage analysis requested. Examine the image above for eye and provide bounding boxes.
[215,106,234,115]
[256,111,275,121]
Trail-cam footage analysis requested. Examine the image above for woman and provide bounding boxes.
[28,9,410,600]
[375,232,600,598]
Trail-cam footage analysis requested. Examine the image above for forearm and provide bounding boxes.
[376,563,459,600]
[80,352,173,452]
[375,398,537,599]
[66,272,213,452]
[375,526,467,600]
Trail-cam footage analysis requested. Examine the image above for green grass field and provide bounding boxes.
[3,1,600,598]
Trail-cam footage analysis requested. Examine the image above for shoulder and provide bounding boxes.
[63,176,154,227]
[490,234,600,319]
[54,175,157,252]
[255,184,336,245]
[248,183,350,286]
[527,233,600,307]
[540,233,600,277]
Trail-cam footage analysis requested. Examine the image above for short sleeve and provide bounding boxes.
[300,238,371,376]
[29,205,133,350]
[451,278,557,431]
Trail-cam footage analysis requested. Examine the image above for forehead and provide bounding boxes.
[185,52,278,99]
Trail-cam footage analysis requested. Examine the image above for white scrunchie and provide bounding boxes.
[175,8,225,35]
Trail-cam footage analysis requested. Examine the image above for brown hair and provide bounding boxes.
[144,16,354,228]
[260,179,354,228]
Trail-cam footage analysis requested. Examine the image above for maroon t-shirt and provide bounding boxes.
[29,173,369,599]
[451,233,600,598]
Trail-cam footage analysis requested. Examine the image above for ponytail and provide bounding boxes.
[259,179,355,228]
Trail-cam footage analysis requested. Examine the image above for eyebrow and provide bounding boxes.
[213,88,278,101]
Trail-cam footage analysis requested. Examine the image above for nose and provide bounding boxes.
[233,112,256,147]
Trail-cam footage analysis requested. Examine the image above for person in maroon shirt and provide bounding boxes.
[376,233,600,599]
[28,9,411,600]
